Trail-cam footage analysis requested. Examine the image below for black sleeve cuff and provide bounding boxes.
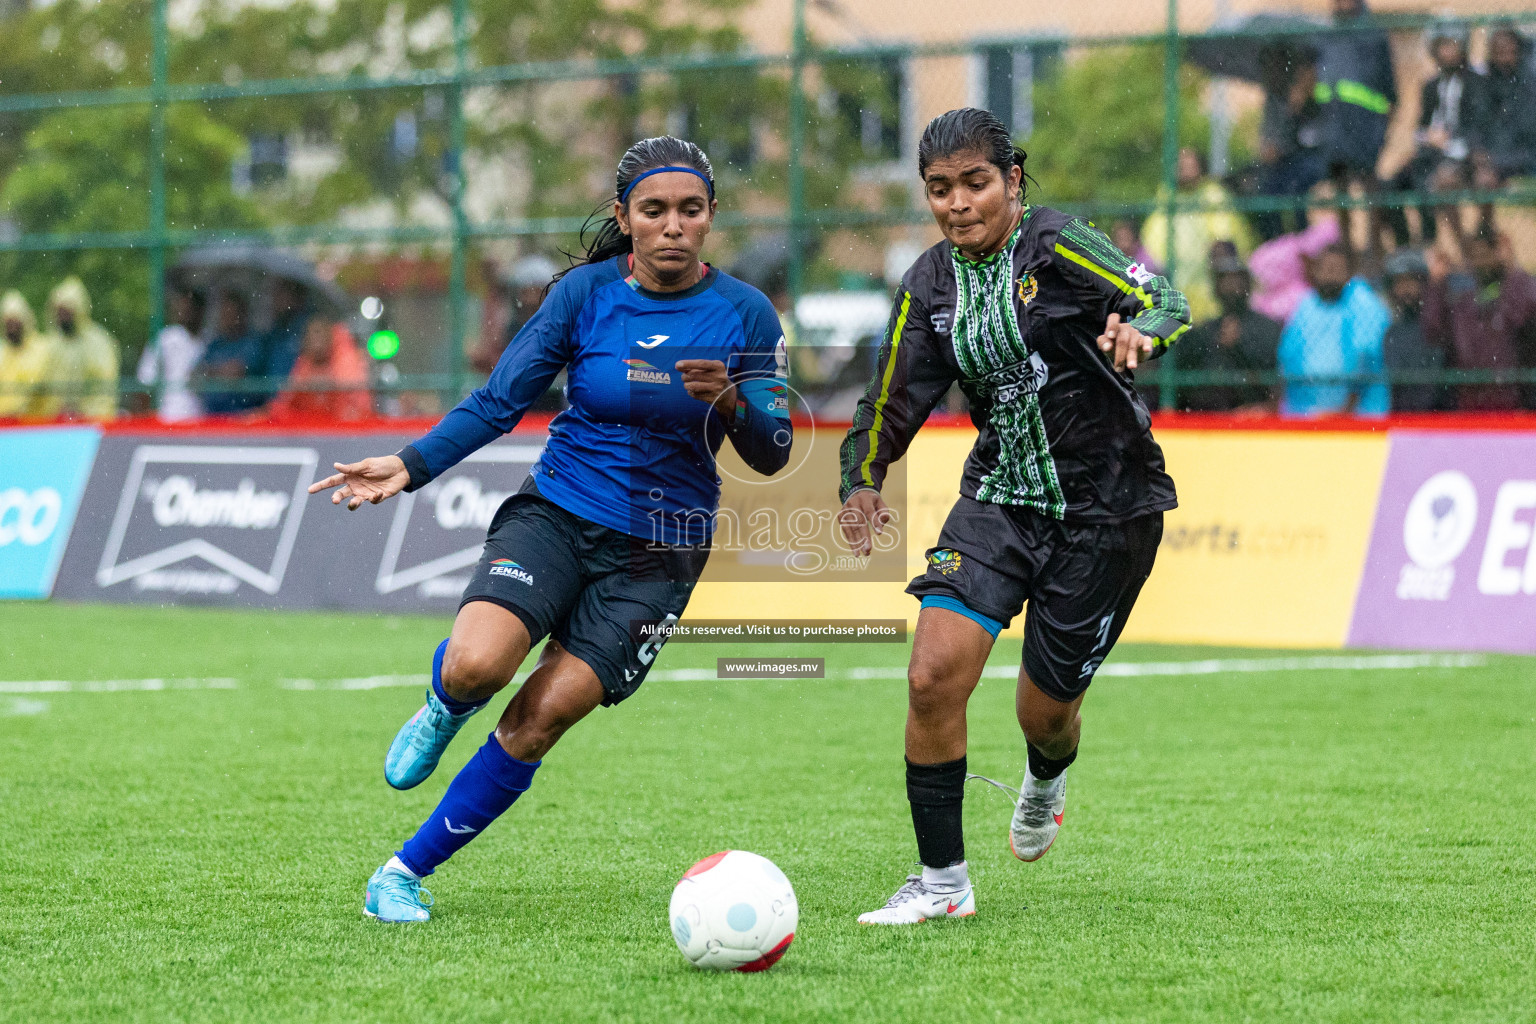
[397,445,432,493]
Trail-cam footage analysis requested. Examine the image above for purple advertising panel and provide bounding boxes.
[1349,432,1536,653]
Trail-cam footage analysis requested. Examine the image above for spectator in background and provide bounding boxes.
[37,276,118,421]
[197,293,263,415]
[1380,249,1447,412]
[471,254,557,374]
[1253,48,1324,241]
[0,290,49,419]
[1109,219,1158,275]
[1313,0,1396,260]
[1425,226,1536,410]
[1383,21,1482,249]
[1248,216,1341,324]
[1278,242,1390,416]
[135,288,206,423]
[1163,244,1280,413]
[256,278,311,398]
[267,315,372,421]
[1471,25,1536,232]
[1141,147,1255,322]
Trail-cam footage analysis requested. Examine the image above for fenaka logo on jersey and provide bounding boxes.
[1016,272,1038,306]
[374,445,540,599]
[95,445,317,595]
[1126,262,1156,287]
[992,352,1050,404]
[766,383,789,412]
[928,548,963,575]
[488,558,535,585]
[624,357,672,385]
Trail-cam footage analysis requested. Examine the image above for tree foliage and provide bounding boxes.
[0,106,260,355]
[1025,46,1233,208]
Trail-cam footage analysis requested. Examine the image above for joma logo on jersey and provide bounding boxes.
[488,558,534,584]
[928,549,963,575]
[623,358,673,385]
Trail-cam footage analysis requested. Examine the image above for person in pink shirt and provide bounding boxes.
[1248,217,1340,324]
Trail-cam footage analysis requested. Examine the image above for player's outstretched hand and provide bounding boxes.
[839,488,891,557]
[1096,312,1154,372]
[308,455,410,511]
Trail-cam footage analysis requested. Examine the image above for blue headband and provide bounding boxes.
[619,165,715,204]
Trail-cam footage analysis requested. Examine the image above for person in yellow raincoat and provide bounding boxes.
[0,290,52,419]
[37,276,118,420]
[1141,147,1256,324]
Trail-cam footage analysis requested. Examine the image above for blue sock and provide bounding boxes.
[430,638,488,716]
[397,734,540,877]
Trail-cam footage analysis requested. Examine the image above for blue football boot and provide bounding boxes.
[385,639,485,790]
[364,864,433,923]
[384,686,482,790]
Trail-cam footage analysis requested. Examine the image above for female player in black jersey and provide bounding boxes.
[837,108,1192,923]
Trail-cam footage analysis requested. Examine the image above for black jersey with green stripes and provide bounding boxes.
[839,205,1190,522]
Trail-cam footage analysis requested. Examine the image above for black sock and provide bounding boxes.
[1026,742,1077,781]
[906,756,966,869]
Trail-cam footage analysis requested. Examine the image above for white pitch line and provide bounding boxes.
[1090,653,1487,677]
[0,653,1492,695]
[0,677,239,694]
[280,675,429,690]
[793,653,1487,682]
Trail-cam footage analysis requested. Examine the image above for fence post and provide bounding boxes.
[1158,0,1181,411]
[787,0,807,315]
[447,0,471,411]
[147,0,169,410]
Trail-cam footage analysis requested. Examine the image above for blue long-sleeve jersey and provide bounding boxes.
[397,256,792,545]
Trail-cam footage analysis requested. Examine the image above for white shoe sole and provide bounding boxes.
[363,905,427,923]
[1009,810,1063,862]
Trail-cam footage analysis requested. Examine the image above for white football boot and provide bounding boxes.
[1009,767,1066,861]
[857,865,975,925]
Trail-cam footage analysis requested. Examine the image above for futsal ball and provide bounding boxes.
[669,850,797,972]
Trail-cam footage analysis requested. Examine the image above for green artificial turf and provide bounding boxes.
[1,602,1533,1023]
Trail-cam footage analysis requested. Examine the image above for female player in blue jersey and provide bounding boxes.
[308,137,792,923]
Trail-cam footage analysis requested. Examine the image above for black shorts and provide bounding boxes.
[460,480,709,706]
[907,496,1162,702]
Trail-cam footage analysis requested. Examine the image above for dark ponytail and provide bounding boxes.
[916,107,1029,198]
[555,136,716,283]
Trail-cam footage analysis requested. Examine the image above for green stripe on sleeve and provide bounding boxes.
[858,290,911,488]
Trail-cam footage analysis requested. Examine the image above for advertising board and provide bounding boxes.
[1348,432,1536,654]
[52,432,543,611]
[0,426,100,599]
